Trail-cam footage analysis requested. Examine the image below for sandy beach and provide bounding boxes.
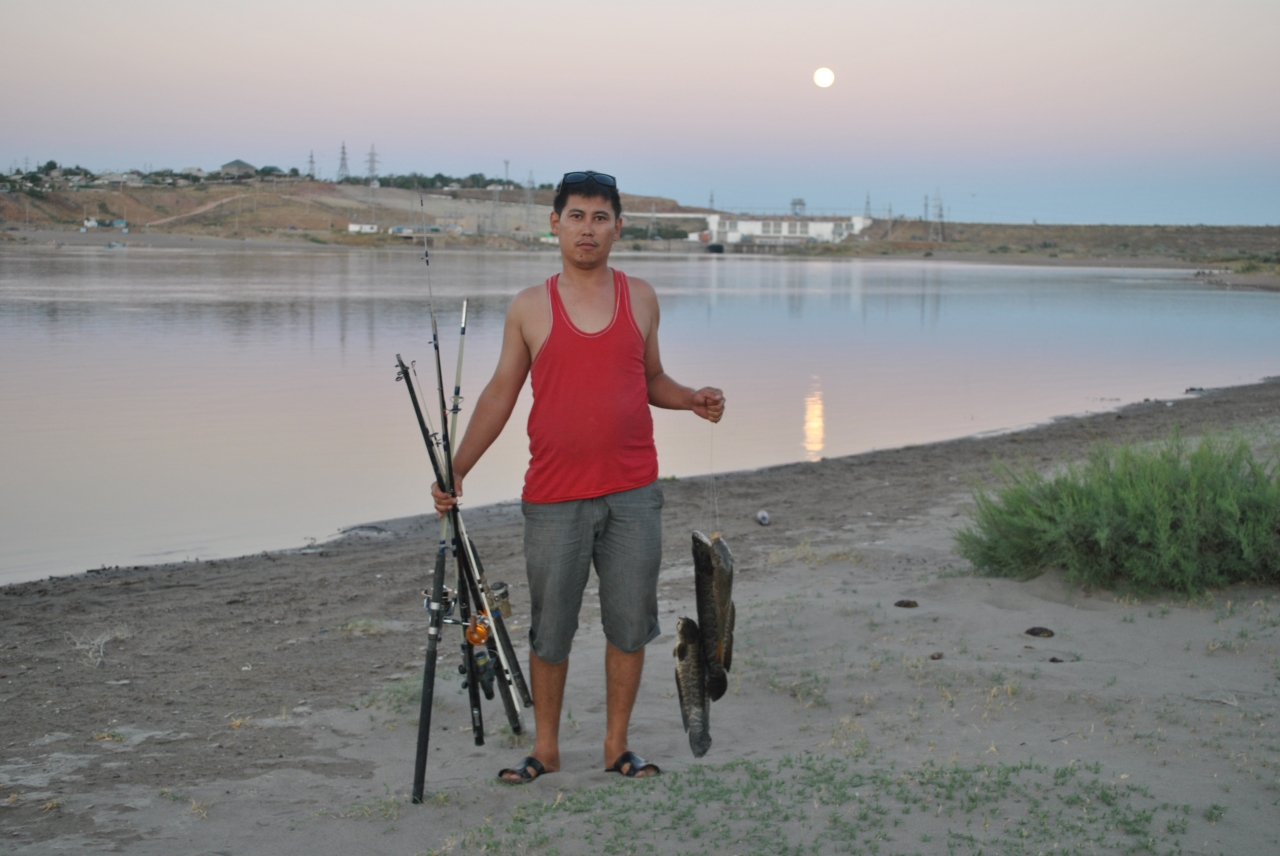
[2,376,1278,854]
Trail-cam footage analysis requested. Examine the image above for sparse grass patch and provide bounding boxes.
[433,754,1215,855]
[338,618,388,636]
[956,433,1280,594]
[360,677,422,713]
[497,721,531,749]
[342,795,404,821]
[767,540,858,567]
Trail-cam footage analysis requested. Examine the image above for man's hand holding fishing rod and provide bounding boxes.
[430,171,723,783]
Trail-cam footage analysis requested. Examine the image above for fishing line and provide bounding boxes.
[708,421,721,535]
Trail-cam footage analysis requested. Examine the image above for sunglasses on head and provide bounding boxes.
[560,171,616,188]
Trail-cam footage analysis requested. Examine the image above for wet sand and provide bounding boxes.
[1,379,1278,854]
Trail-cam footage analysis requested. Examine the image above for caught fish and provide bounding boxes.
[673,616,711,757]
[692,531,735,701]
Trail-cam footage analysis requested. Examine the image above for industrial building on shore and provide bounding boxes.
[704,213,872,245]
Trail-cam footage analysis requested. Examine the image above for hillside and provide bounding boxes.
[2,182,1275,267]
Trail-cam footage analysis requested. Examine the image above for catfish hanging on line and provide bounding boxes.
[674,531,736,758]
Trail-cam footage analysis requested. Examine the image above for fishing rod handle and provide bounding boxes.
[411,544,449,803]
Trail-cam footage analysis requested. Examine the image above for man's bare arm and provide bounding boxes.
[431,290,537,512]
[632,278,725,422]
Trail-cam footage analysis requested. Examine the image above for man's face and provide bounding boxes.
[550,194,622,269]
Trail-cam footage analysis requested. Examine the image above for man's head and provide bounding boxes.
[553,171,622,219]
[550,171,624,271]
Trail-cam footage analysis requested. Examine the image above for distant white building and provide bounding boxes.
[348,223,378,234]
[705,213,871,245]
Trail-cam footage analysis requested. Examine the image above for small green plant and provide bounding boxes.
[1203,803,1226,822]
[342,795,404,821]
[956,433,1280,594]
[338,618,388,635]
[360,677,431,714]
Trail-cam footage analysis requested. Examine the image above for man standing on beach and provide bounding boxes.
[431,171,724,783]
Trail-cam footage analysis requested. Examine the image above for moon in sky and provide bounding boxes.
[813,67,835,88]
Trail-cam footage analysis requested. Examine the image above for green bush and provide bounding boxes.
[955,434,1280,594]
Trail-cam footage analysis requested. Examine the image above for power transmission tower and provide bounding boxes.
[647,203,656,240]
[337,143,350,181]
[791,198,806,216]
[929,189,945,242]
[864,192,871,219]
[923,195,929,221]
[307,151,315,180]
[709,191,714,210]
[366,145,379,181]
[523,171,534,236]
[504,160,510,188]
[886,203,893,239]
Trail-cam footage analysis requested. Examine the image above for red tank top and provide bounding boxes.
[522,269,658,503]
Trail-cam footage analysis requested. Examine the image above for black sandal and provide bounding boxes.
[606,750,661,778]
[498,756,547,784]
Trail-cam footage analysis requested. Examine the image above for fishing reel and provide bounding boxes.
[459,646,496,700]
[423,585,455,620]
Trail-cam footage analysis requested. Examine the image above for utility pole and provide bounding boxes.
[503,160,510,188]
[886,203,893,240]
[647,203,656,240]
[709,190,714,210]
[864,192,871,219]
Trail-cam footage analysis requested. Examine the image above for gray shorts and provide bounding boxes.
[521,481,664,664]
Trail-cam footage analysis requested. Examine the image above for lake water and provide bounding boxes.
[2,247,1278,584]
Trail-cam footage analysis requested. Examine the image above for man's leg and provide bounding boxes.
[513,497,593,781]
[499,651,568,782]
[603,642,647,771]
[594,483,664,774]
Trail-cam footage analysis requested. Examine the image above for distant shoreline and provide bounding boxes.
[4,226,1277,291]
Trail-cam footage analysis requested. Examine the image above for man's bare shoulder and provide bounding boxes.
[507,283,548,320]
[626,276,658,306]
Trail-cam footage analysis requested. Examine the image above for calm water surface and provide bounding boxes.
[2,247,1277,583]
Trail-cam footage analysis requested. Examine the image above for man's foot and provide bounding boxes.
[606,750,661,778]
[498,756,549,784]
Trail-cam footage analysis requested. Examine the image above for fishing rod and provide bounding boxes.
[421,271,529,714]
[419,252,485,746]
[396,259,530,803]
[399,353,488,799]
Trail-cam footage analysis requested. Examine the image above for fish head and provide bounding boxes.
[676,616,700,646]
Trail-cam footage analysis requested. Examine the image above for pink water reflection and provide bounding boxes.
[2,249,1278,583]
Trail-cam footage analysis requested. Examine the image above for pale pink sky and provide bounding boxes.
[6,0,1278,222]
